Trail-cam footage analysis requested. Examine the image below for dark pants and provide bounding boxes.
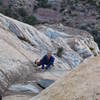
[40,60,54,69]
[35,60,53,69]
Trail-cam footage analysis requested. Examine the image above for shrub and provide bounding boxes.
[37,0,48,8]
[18,8,27,17]
[56,47,64,57]
[12,13,19,20]
[87,0,98,5]
[3,8,19,20]
[89,47,94,51]
[8,4,13,9]
[0,0,3,5]
[23,16,38,25]
[94,37,100,49]
[4,8,12,17]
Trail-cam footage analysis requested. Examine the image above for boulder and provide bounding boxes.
[69,39,93,58]
[30,56,100,100]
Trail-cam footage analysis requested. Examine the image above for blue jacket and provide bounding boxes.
[40,55,55,69]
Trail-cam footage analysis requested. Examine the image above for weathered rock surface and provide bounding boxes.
[0,13,99,96]
[8,84,40,94]
[3,95,32,100]
[30,55,100,100]
[0,24,36,95]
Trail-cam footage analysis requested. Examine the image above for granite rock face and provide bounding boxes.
[0,13,99,95]
[30,55,100,100]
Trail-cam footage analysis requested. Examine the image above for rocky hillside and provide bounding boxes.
[61,0,100,48]
[1,0,100,48]
[0,13,99,98]
[0,1,100,100]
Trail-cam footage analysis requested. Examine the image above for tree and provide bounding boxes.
[37,0,48,8]
[23,16,38,25]
[18,8,27,17]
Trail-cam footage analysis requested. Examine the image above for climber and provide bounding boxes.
[35,51,55,70]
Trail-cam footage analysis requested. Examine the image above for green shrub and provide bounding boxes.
[4,8,12,17]
[87,0,97,5]
[56,47,64,57]
[0,0,3,5]
[23,16,38,25]
[3,8,19,20]
[89,47,94,51]
[8,4,13,9]
[94,37,100,49]
[18,8,27,17]
[12,13,19,20]
[37,0,48,8]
